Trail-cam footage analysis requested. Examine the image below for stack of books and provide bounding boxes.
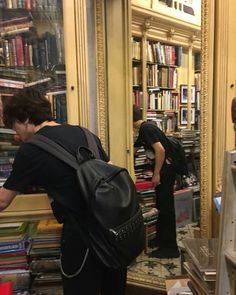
[183,238,218,294]
[142,207,159,252]
[0,221,31,293]
[29,219,63,294]
[135,181,156,212]
[0,128,19,186]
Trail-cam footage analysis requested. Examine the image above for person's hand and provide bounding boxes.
[152,173,161,187]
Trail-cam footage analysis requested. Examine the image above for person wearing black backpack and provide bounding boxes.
[133,105,180,258]
[0,88,128,295]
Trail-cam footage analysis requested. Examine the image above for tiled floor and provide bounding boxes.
[127,223,198,291]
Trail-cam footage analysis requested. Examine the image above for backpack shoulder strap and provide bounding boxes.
[28,134,79,170]
[81,127,100,159]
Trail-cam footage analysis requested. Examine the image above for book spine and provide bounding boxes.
[25,77,51,87]
[0,27,30,37]
[0,17,30,27]
[10,38,18,67]
[15,35,25,66]
[0,240,26,253]
[25,0,32,10]
[0,21,33,34]
[2,40,10,67]
[23,40,30,67]
[6,0,13,9]
[0,79,24,89]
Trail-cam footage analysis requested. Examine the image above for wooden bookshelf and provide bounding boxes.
[132,4,201,131]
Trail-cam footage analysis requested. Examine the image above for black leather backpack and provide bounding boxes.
[29,127,145,269]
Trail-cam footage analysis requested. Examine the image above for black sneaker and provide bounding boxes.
[149,248,180,259]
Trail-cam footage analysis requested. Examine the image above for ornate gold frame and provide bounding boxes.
[94,0,215,239]
[200,0,214,238]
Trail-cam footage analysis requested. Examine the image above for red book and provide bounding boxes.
[135,181,154,191]
[0,282,13,295]
[15,35,25,66]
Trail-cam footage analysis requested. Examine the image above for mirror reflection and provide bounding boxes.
[129,0,202,291]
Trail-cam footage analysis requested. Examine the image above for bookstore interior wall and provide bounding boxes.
[131,0,236,239]
[0,0,234,243]
[0,0,236,292]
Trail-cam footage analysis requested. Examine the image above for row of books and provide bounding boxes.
[0,88,67,126]
[0,0,61,12]
[131,38,141,60]
[1,32,61,71]
[146,110,178,134]
[133,89,143,108]
[0,219,63,294]
[132,64,178,89]
[146,41,183,66]
[30,219,63,294]
[0,221,31,293]
[148,90,179,111]
[0,128,19,186]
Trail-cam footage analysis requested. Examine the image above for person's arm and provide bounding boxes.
[151,141,165,187]
[0,187,18,211]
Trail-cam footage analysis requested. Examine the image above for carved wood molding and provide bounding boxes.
[200,0,214,237]
[74,0,90,127]
[212,0,230,194]
[132,5,201,49]
[95,0,108,150]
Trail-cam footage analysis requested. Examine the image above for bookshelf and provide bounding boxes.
[132,37,200,133]
[0,0,95,210]
[0,1,67,197]
[0,2,91,292]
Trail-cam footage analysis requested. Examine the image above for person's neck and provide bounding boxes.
[34,121,60,133]
[135,119,144,129]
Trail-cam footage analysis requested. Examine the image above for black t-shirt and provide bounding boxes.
[4,125,109,215]
[134,121,172,159]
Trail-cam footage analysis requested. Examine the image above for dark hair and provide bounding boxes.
[133,104,142,122]
[3,87,53,128]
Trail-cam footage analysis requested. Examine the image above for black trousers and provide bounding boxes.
[155,162,178,249]
[61,223,127,295]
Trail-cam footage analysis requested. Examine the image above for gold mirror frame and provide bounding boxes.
[200,0,214,238]
[95,0,214,236]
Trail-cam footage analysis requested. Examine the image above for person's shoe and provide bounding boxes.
[149,247,180,259]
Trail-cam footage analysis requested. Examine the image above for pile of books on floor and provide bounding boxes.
[29,219,63,295]
[0,221,31,294]
[135,181,158,253]
[183,238,218,294]
[142,207,159,253]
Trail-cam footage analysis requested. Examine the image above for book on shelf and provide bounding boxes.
[0,236,29,254]
[0,269,30,292]
[0,282,13,295]
[0,8,32,26]
[0,221,28,236]
[37,219,63,234]
[0,77,51,89]
[135,180,154,191]
[46,90,67,124]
